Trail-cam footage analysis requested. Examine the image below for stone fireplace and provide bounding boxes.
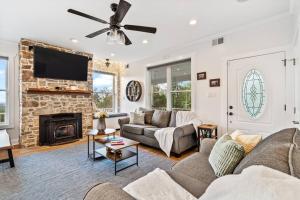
[19,39,93,147]
[39,113,82,145]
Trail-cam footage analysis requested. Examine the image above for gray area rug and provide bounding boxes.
[0,144,175,200]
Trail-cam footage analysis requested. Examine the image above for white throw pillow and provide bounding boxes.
[199,165,300,200]
[129,112,145,125]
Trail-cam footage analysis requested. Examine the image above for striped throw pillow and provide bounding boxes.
[209,135,245,177]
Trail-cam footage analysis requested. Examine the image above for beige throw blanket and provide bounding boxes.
[123,168,197,200]
[154,111,202,157]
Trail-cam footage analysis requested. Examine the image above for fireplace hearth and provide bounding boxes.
[39,113,82,145]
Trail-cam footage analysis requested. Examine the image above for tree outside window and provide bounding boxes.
[149,59,191,111]
[93,72,115,113]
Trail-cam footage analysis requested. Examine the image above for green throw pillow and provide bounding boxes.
[209,135,245,177]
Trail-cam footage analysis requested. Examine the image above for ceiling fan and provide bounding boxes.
[67,0,157,45]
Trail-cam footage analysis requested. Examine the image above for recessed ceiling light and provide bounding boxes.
[189,19,197,26]
[110,53,115,57]
[142,39,148,44]
[70,38,79,43]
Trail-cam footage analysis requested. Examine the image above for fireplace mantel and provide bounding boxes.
[27,88,92,95]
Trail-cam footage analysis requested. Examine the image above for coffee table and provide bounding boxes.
[95,137,139,175]
[87,128,116,160]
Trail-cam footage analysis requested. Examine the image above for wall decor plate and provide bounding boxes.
[126,81,142,102]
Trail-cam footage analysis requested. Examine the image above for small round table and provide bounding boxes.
[87,128,116,160]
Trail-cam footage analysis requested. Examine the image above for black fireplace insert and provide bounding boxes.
[39,113,82,145]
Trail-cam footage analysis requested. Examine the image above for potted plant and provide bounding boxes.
[94,111,108,133]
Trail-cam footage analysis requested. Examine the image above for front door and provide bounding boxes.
[227,52,287,136]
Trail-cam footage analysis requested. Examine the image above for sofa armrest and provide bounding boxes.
[84,183,135,200]
[173,124,196,140]
[200,138,216,156]
[118,117,130,135]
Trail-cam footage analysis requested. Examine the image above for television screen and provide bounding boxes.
[34,46,89,81]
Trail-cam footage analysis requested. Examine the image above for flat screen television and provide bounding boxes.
[34,46,89,81]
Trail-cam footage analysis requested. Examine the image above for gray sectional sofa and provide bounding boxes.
[118,110,197,156]
[84,128,300,200]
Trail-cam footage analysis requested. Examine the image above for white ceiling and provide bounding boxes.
[0,0,290,62]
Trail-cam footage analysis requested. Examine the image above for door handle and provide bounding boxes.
[293,121,300,125]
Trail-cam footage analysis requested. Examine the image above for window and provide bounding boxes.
[0,57,8,125]
[171,62,191,110]
[242,69,266,118]
[150,67,167,110]
[149,59,191,111]
[93,72,115,112]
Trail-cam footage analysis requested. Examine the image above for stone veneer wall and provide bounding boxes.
[19,39,93,147]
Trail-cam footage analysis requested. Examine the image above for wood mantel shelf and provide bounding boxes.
[26,88,92,95]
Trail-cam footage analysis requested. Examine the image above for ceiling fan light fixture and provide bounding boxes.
[106,29,125,45]
[117,31,126,45]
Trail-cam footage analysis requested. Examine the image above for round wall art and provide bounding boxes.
[126,81,142,102]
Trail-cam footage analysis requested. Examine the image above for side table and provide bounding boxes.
[87,128,116,160]
[197,124,218,151]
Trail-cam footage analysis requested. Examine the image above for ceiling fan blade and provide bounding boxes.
[113,0,131,23]
[68,9,108,24]
[124,25,157,34]
[86,28,110,38]
[120,30,132,45]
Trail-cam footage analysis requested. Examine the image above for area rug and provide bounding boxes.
[0,144,175,200]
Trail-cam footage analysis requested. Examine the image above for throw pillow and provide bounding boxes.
[137,108,155,125]
[143,110,155,124]
[129,112,145,125]
[230,130,262,154]
[168,111,177,127]
[209,135,245,177]
[234,134,262,154]
[230,130,243,140]
[151,110,171,128]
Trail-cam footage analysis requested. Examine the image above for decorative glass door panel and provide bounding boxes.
[227,52,287,136]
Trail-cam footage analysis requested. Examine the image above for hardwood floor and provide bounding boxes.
[12,134,195,162]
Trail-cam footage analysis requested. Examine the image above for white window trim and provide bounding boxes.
[93,71,116,113]
[0,55,15,129]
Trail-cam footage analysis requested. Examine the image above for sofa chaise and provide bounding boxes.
[84,128,300,200]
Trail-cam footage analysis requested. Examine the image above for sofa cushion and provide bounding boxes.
[122,124,155,135]
[291,129,300,178]
[84,183,134,200]
[151,110,171,128]
[209,135,245,177]
[169,111,177,127]
[234,128,297,175]
[167,171,209,198]
[172,152,217,184]
[144,127,161,139]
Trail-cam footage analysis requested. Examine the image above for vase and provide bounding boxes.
[97,118,106,133]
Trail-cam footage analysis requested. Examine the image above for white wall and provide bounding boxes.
[120,14,295,134]
[0,40,19,144]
